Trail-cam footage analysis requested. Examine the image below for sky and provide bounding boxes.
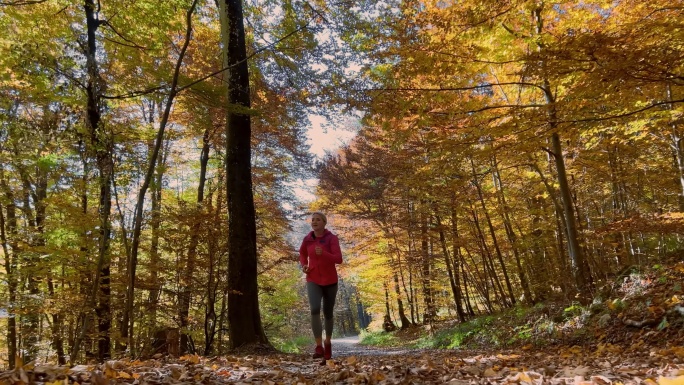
[292,114,357,203]
[306,114,357,159]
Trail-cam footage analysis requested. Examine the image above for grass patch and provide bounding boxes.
[359,260,684,352]
[358,330,400,347]
[272,335,312,353]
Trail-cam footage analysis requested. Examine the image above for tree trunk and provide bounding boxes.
[14,130,51,362]
[551,133,588,291]
[94,152,113,362]
[382,223,411,329]
[534,3,589,294]
[181,128,210,354]
[468,200,503,309]
[122,0,198,353]
[392,271,411,329]
[435,212,466,322]
[419,204,436,324]
[47,276,66,364]
[382,283,396,331]
[529,160,571,294]
[491,158,532,304]
[459,253,476,316]
[219,0,269,349]
[470,159,515,307]
[403,204,418,324]
[0,178,18,368]
[147,104,167,336]
[204,187,221,355]
[71,0,114,363]
[666,84,684,211]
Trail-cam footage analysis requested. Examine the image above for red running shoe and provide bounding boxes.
[324,341,332,360]
[313,345,324,359]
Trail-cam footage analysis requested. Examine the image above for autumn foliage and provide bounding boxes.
[315,0,684,331]
[0,0,684,371]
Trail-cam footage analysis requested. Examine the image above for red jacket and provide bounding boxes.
[299,229,342,286]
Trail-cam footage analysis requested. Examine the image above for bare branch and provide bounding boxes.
[558,98,684,124]
[101,86,165,100]
[370,82,547,93]
[101,20,148,50]
[176,23,311,92]
[412,47,526,65]
[302,0,331,25]
[102,11,314,100]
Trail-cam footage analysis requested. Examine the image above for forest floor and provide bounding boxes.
[2,260,684,385]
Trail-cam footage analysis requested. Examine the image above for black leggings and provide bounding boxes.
[306,282,338,339]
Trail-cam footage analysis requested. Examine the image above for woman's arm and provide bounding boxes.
[322,235,343,264]
[299,241,309,268]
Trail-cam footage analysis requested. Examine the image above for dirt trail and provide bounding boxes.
[329,335,412,357]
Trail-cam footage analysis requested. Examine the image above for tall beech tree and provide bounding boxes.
[219,0,269,349]
[71,0,115,362]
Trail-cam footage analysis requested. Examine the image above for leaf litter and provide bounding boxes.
[2,262,683,384]
[1,345,683,385]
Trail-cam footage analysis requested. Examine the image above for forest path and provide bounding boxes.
[329,335,411,357]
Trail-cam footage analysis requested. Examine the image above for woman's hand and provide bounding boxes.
[302,265,311,274]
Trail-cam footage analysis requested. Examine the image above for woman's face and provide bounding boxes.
[311,214,326,232]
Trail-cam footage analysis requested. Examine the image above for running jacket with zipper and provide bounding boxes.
[299,229,342,286]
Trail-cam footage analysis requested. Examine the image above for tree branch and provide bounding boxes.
[0,0,47,5]
[104,20,313,100]
[101,20,148,50]
[176,23,310,92]
[429,103,546,115]
[101,86,165,100]
[558,98,684,124]
[368,82,548,93]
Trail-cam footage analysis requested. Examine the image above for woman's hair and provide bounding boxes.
[311,211,327,224]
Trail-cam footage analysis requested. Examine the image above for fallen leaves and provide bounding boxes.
[0,345,683,385]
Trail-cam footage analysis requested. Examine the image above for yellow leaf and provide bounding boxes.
[372,372,386,381]
[180,354,200,364]
[658,376,684,385]
[569,345,583,354]
[104,364,117,379]
[117,371,132,379]
[519,372,532,383]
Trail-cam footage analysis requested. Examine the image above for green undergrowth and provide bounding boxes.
[271,335,312,353]
[357,329,402,347]
[360,260,684,351]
